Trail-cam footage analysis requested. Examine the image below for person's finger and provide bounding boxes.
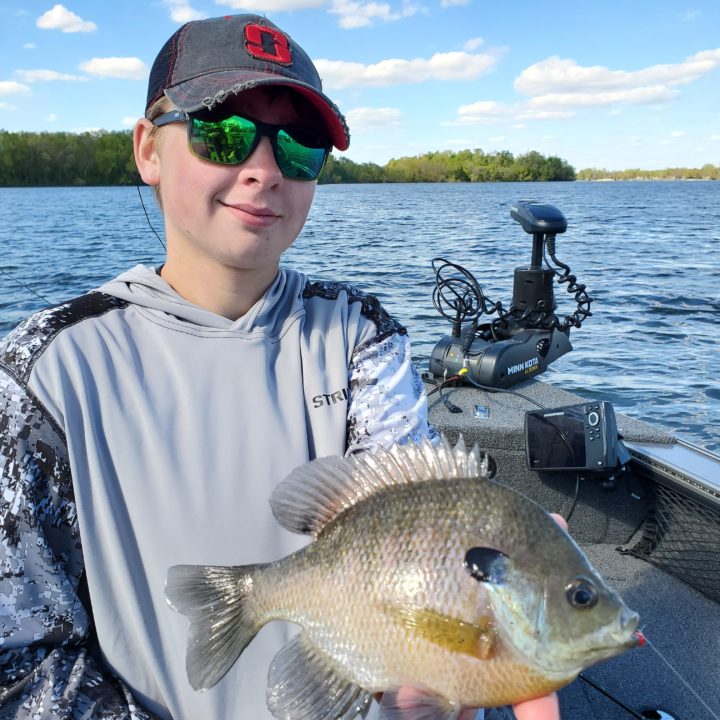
[458,708,479,720]
[512,692,560,720]
[550,512,568,532]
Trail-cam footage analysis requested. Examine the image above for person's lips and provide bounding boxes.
[221,201,280,227]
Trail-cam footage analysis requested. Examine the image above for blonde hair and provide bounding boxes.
[143,95,175,208]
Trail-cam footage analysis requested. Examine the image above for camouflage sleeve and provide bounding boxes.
[346,330,439,455]
[0,366,156,719]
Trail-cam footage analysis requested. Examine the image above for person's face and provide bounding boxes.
[139,87,319,277]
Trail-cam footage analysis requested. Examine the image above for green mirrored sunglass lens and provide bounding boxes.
[189,116,327,179]
[277,131,326,180]
[190,117,256,165]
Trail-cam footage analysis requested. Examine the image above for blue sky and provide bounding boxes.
[1,1,719,170]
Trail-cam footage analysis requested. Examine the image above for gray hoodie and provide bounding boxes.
[0,264,436,719]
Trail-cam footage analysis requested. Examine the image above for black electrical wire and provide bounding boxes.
[564,472,581,524]
[462,373,546,409]
[423,374,464,413]
[136,183,166,251]
[544,236,593,331]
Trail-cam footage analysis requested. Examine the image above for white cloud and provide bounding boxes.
[23,43,36,50]
[162,0,205,22]
[0,80,31,97]
[16,69,87,82]
[670,130,686,138]
[37,4,97,33]
[329,0,420,29]
[504,50,720,118]
[526,85,677,109]
[79,57,149,80]
[441,0,469,6]
[316,48,502,89]
[346,107,403,131]
[463,37,484,52]
[515,49,720,97]
[453,100,509,124]
[215,0,325,10]
[516,108,576,120]
[122,116,137,127]
[0,102,17,110]
[47,113,58,122]
[450,98,574,127]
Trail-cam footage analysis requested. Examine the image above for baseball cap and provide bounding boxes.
[146,14,350,151]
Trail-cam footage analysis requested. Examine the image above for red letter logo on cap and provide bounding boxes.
[245,24,292,65]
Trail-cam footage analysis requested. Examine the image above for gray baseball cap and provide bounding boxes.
[146,14,350,150]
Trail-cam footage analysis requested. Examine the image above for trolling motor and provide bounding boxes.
[428,201,592,388]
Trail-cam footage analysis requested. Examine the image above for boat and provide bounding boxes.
[424,201,720,720]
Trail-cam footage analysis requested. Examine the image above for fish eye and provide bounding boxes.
[565,577,599,609]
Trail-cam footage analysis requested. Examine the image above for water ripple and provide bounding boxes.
[1,181,718,451]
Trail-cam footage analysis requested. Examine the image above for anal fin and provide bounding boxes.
[267,631,372,720]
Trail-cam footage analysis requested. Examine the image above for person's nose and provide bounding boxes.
[237,136,283,188]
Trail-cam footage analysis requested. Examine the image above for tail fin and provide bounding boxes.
[165,564,265,691]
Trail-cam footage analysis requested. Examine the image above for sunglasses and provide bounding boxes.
[152,109,330,181]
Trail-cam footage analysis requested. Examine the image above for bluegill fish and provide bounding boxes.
[165,437,642,719]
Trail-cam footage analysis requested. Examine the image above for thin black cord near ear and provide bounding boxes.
[136,183,166,251]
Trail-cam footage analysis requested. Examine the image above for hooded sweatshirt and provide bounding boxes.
[0,264,436,720]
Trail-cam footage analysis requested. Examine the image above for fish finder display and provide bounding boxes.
[525,401,628,473]
[526,405,589,470]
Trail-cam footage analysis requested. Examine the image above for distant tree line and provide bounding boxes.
[0,130,139,187]
[0,130,576,186]
[321,149,576,183]
[1,129,715,186]
[577,165,719,181]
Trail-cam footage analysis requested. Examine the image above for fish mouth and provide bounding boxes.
[611,609,641,648]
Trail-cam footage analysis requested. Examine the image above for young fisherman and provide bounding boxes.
[0,13,559,720]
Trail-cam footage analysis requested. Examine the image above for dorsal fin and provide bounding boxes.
[270,435,488,537]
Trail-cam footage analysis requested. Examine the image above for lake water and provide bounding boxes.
[1,181,718,452]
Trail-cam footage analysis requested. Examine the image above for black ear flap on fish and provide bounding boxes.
[464,547,510,584]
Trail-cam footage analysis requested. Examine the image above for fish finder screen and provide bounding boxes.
[526,406,587,470]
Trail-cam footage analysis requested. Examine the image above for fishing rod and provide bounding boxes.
[1,187,166,321]
[0,267,54,307]
[578,629,720,720]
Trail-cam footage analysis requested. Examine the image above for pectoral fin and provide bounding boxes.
[378,688,464,720]
[387,605,495,660]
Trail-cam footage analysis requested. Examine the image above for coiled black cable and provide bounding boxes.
[433,243,592,341]
[544,235,593,331]
[431,257,514,341]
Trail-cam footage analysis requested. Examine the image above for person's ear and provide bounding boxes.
[134,118,161,186]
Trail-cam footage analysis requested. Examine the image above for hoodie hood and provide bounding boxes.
[99,264,306,337]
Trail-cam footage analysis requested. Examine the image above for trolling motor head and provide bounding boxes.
[428,200,592,388]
